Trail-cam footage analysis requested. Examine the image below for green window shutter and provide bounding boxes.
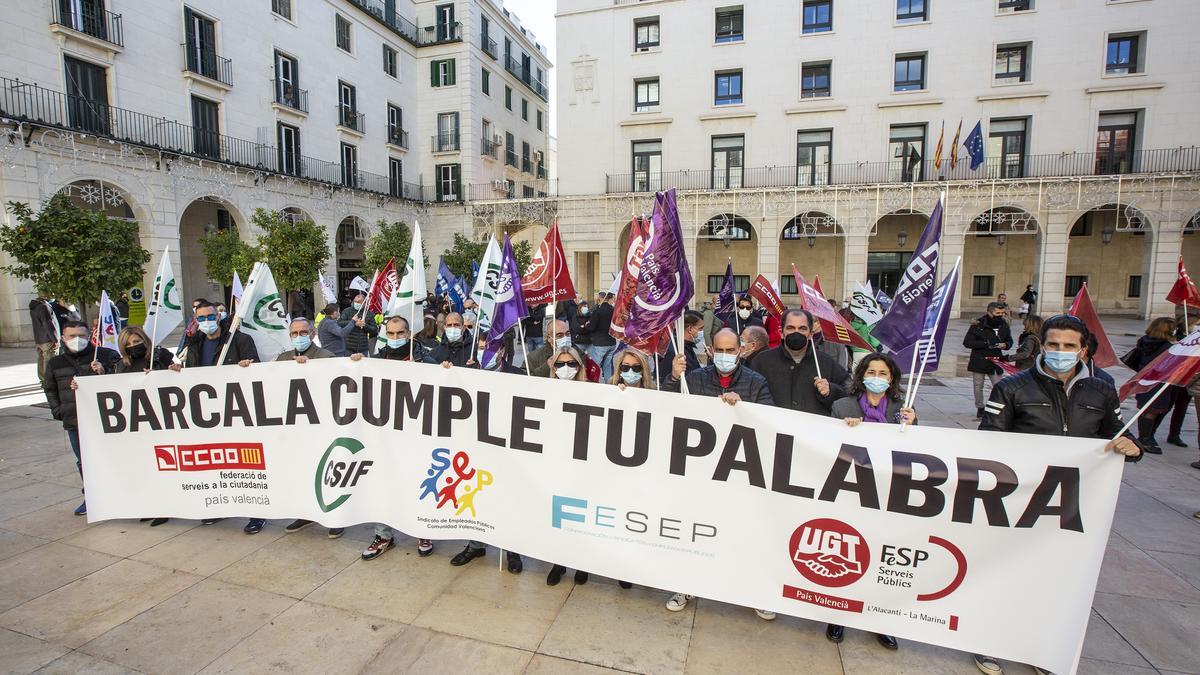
[447,59,456,85]
[431,60,439,87]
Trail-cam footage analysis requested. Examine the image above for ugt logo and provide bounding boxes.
[418,448,493,518]
[314,437,372,513]
[789,518,871,588]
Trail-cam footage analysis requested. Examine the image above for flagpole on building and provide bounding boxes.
[1111,382,1171,442]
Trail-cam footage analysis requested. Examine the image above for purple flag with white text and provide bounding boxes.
[624,189,694,343]
[893,258,960,374]
[482,235,529,367]
[872,199,944,352]
[715,260,735,325]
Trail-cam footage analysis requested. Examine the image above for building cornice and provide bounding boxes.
[1084,82,1165,95]
[877,98,944,109]
[784,105,848,115]
[698,111,757,122]
[976,91,1051,102]
[619,117,673,127]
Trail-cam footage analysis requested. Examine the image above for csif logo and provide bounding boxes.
[418,448,493,518]
[245,293,288,333]
[789,518,871,588]
[314,437,372,513]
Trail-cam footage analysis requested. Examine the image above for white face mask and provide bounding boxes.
[65,336,89,353]
[555,363,579,380]
[738,308,751,320]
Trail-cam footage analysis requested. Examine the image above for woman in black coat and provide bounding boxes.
[115,326,173,526]
[1127,318,1177,453]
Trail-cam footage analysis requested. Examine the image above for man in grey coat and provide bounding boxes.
[317,303,356,356]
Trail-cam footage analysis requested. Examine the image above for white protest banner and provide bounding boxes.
[76,360,1122,674]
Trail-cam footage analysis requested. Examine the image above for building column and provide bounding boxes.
[758,215,779,296]
[843,233,869,301]
[1146,221,1183,319]
[1037,211,1073,315]
[939,232,966,318]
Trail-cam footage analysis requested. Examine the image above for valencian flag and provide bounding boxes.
[625,188,694,345]
[1119,325,1200,401]
[872,198,943,352]
[715,259,736,323]
[365,258,398,315]
[482,234,530,365]
[748,274,786,317]
[892,257,961,374]
[609,215,648,343]
[933,121,945,171]
[522,221,576,305]
[1165,255,1200,308]
[792,265,874,351]
[436,258,467,313]
[469,236,504,335]
[1068,282,1118,369]
[949,119,963,170]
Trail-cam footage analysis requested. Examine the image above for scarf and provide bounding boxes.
[859,393,890,424]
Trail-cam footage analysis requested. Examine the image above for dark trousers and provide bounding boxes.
[1167,387,1191,438]
[66,428,83,494]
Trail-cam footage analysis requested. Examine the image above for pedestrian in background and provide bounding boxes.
[964,302,1012,419]
[1125,317,1177,454]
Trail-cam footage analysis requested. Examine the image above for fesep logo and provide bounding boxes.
[789,518,871,588]
[418,448,493,518]
[155,443,265,472]
[314,437,372,513]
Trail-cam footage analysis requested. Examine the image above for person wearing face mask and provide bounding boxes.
[963,302,1013,419]
[526,318,585,378]
[414,314,441,356]
[317,303,357,357]
[735,297,764,330]
[43,320,120,516]
[115,326,174,374]
[426,312,473,367]
[587,292,618,381]
[744,309,848,416]
[571,300,593,352]
[340,292,380,357]
[976,314,1140,675]
[214,302,229,322]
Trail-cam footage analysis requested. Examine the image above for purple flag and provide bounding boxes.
[625,189,695,343]
[482,235,529,367]
[875,289,893,312]
[715,260,735,324]
[893,258,960,374]
[872,199,944,352]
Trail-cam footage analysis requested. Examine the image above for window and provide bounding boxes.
[184,7,220,81]
[994,44,1028,82]
[481,68,490,95]
[889,123,926,181]
[802,0,832,33]
[387,104,404,146]
[335,14,351,52]
[337,81,358,130]
[635,78,660,112]
[896,0,927,22]
[271,0,292,20]
[382,45,397,77]
[779,275,799,295]
[707,275,750,294]
[522,141,531,173]
[482,119,495,157]
[971,275,995,297]
[797,129,832,186]
[801,61,830,98]
[274,51,300,109]
[505,85,512,110]
[715,7,744,43]
[191,96,219,159]
[1126,275,1143,298]
[62,55,109,135]
[987,118,1027,178]
[340,142,357,187]
[1095,111,1138,174]
[436,112,459,152]
[711,135,744,189]
[389,158,403,198]
[715,69,743,105]
[1065,276,1087,298]
[436,163,461,201]
[435,3,456,42]
[998,0,1031,12]
[634,17,660,51]
[521,98,528,121]
[631,139,662,192]
[505,179,516,199]
[277,122,299,176]
[431,59,456,86]
[536,109,543,131]
[894,53,926,91]
[505,131,516,166]
[1106,33,1140,75]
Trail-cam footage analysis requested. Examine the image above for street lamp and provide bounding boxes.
[897,229,908,247]
[1101,223,1114,245]
[997,233,1007,247]
[807,235,817,248]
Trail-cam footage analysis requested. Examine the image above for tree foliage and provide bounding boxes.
[198,227,256,286]
[441,233,534,283]
[1,194,150,320]
[362,220,411,276]
[252,208,329,295]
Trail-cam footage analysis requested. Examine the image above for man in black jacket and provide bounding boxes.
[964,302,1012,419]
[588,293,617,381]
[426,312,473,366]
[42,320,120,516]
[745,309,847,416]
[29,295,63,384]
[341,292,379,357]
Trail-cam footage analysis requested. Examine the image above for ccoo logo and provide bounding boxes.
[314,437,373,513]
[789,518,870,588]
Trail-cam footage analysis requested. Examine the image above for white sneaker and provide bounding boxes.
[665,592,693,612]
[755,609,776,621]
[974,654,1003,675]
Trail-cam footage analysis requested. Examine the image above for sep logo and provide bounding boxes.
[789,518,871,588]
[314,438,372,513]
[418,448,493,518]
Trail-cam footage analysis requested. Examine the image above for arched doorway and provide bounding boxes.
[1065,204,1152,316]
[696,214,757,304]
[60,179,136,220]
[779,212,844,302]
[335,216,368,304]
[962,207,1040,316]
[178,198,244,314]
[868,210,925,297]
[57,179,147,323]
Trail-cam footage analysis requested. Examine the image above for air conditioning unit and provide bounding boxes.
[534,151,544,162]
[493,134,504,146]
[492,179,506,190]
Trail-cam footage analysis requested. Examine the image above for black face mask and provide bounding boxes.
[127,344,147,360]
[784,332,809,351]
[987,315,1004,327]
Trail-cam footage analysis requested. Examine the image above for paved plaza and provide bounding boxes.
[0,319,1198,675]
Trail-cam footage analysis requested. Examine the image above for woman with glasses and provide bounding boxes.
[543,346,597,586]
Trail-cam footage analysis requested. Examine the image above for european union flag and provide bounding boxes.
[964,121,985,171]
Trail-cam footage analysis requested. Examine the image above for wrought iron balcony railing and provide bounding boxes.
[51,2,123,47]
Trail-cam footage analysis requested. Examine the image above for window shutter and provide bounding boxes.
[447,59,456,85]
[431,60,439,87]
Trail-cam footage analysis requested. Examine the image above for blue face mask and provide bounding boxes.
[555,336,572,349]
[197,317,219,335]
[695,330,705,344]
[445,327,463,342]
[620,369,643,385]
[484,352,499,370]
[862,376,890,394]
[1043,350,1079,373]
[712,352,738,373]
[387,337,408,350]
[293,335,311,352]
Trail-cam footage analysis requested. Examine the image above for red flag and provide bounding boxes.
[748,274,785,317]
[610,216,647,342]
[812,274,826,299]
[1068,283,1117,368]
[986,356,1022,377]
[366,259,398,314]
[792,265,874,351]
[1165,255,1200,308]
[1118,327,1200,400]
[522,221,576,304]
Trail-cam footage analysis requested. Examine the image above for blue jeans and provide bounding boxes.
[66,428,83,494]
[588,344,617,382]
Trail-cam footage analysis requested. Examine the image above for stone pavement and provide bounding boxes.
[1,321,1198,675]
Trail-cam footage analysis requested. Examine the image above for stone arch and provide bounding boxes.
[177,197,249,310]
[962,206,1042,316]
[868,209,927,296]
[779,212,845,302]
[334,215,369,304]
[1065,203,1154,316]
[695,213,757,302]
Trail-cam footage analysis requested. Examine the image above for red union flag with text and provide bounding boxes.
[1068,283,1118,369]
[792,265,874,351]
[366,258,398,314]
[1118,326,1200,400]
[1165,255,1200,308]
[748,274,786,317]
[521,221,576,305]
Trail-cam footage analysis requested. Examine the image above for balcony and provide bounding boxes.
[465,179,557,201]
[183,45,233,87]
[505,149,518,167]
[345,0,419,44]
[522,158,533,174]
[272,80,308,112]
[504,55,549,102]
[432,132,460,153]
[480,34,498,60]
[481,138,498,159]
[50,2,123,47]
[337,106,365,133]
[387,127,409,149]
[603,148,1200,193]
[422,21,462,45]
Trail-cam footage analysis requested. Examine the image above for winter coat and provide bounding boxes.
[744,345,848,416]
[43,343,121,429]
[963,315,1013,374]
[830,395,913,425]
[317,316,356,356]
[115,346,175,373]
[341,307,380,355]
[1013,332,1041,371]
[28,299,59,344]
[425,331,474,367]
[589,302,616,346]
[274,344,335,361]
[662,363,774,405]
[182,320,261,368]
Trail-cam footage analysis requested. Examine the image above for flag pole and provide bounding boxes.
[516,322,532,376]
[149,245,168,363]
[218,262,259,366]
[810,338,823,381]
[1111,381,1171,442]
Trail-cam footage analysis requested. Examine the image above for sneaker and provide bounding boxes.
[755,609,777,621]
[243,518,265,535]
[284,519,314,533]
[327,528,344,539]
[665,593,693,612]
[506,551,523,574]
[547,564,566,586]
[362,535,393,561]
[574,570,589,585]
[417,539,434,557]
[73,501,87,516]
[974,654,1003,675]
[826,624,844,643]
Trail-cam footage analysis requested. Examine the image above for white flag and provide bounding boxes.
[349,275,370,292]
[850,281,885,326]
[146,246,183,346]
[233,262,292,361]
[96,290,120,352]
[384,222,427,316]
[469,236,503,334]
[231,271,244,301]
[318,272,337,304]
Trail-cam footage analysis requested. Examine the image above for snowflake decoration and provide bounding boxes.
[102,186,125,207]
[77,183,102,204]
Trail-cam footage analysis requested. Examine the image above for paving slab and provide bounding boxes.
[0,626,69,674]
[1079,609,1152,668]
[0,497,94,540]
[1095,544,1200,603]
[684,599,842,674]
[32,649,144,674]
[0,481,82,522]
[361,625,533,673]
[1147,551,1200,591]
[524,653,632,674]
[61,518,195,558]
[212,528,361,599]
[0,543,119,613]
[1077,658,1159,674]
[0,526,49,562]
[1092,592,1200,673]
[130,518,285,575]
[305,550,465,624]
